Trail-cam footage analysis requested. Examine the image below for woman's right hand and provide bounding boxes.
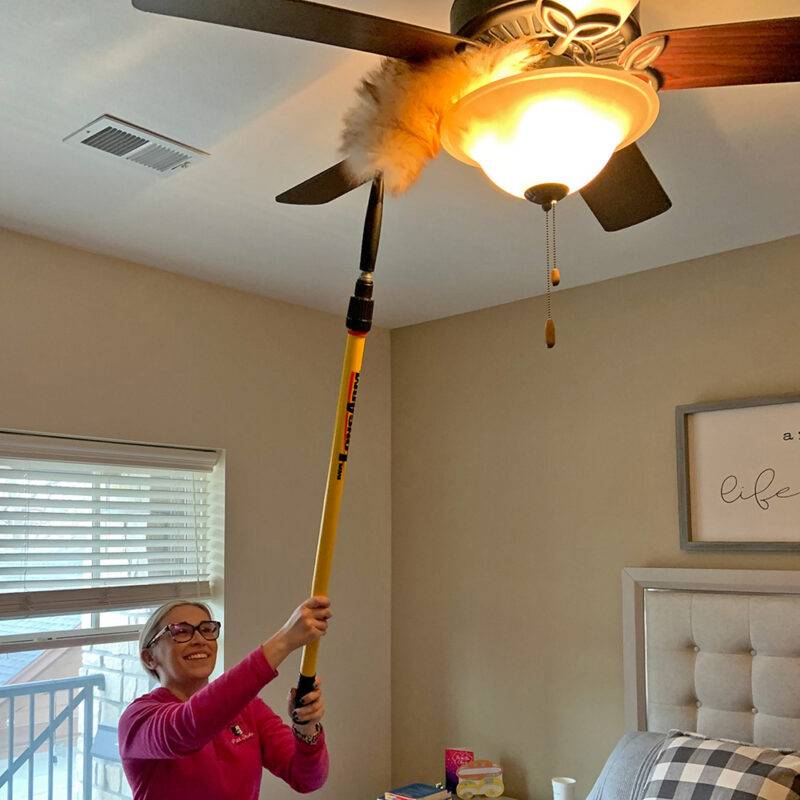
[262,597,332,669]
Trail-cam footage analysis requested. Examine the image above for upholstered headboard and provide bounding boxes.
[622,569,800,750]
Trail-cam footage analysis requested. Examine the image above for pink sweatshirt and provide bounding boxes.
[118,648,328,800]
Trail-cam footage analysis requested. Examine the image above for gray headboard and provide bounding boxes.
[622,568,800,750]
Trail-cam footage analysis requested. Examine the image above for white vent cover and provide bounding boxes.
[64,115,208,176]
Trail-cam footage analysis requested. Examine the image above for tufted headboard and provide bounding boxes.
[622,568,800,750]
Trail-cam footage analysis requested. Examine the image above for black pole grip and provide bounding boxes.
[359,175,384,274]
[346,289,374,333]
[294,673,317,711]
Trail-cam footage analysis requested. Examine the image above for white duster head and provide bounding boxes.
[341,39,549,194]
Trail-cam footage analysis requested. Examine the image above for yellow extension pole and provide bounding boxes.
[294,174,383,706]
[299,330,366,681]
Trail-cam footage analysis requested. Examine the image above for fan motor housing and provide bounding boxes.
[450,0,641,59]
[451,0,530,37]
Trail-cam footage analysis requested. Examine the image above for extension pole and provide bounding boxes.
[295,175,384,706]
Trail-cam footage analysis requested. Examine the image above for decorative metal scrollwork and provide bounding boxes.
[472,1,638,69]
[536,0,623,55]
[619,34,668,72]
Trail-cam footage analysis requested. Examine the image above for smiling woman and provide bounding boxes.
[118,597,332,800]
[138,601,221,691]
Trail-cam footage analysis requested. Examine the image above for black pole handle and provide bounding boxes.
[294,673,317,712]
[359,175,384,274]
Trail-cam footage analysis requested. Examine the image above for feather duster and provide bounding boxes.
[341,38,550,194]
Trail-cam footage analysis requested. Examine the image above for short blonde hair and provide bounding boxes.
[139,600,212,680]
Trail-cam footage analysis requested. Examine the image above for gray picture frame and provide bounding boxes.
[676,394,800,552]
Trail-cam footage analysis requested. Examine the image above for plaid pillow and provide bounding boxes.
[642,731,800,800]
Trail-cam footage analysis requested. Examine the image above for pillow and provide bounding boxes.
[642,731,800,800]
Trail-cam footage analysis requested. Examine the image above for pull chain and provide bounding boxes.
[526,183,566,349]
[543,202,557,349]
[551,201,560,287]
[545,205,552,321]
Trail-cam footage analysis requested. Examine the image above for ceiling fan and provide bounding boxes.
[131,0,800,232]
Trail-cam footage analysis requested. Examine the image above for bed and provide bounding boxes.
[587,568,800,800]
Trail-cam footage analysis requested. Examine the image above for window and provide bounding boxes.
[0,430,224,799]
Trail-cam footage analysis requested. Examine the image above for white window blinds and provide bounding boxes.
[0,432,222,620]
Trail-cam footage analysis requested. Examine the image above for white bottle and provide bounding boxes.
[552,777,577,800]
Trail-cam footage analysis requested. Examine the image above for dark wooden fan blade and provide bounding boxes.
[276,160,368,205]
[132,0,470,61]
[580,144,671,232]
[629,17,800,90]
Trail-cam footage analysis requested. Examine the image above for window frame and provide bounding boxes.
[0,428,224,653]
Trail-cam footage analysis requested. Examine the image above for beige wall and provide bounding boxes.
[0,227,392,800]
[390,235,800,800]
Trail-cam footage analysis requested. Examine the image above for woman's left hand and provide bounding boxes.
[288,677,325,731]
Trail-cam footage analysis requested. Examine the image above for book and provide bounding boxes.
[385,783,451,800]
[445,748,474,793]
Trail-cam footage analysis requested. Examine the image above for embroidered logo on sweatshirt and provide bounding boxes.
[230,723,254,745]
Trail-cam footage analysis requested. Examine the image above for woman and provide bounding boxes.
[119,596,332,800]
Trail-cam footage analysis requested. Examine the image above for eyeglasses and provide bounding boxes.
[146,620,221,649]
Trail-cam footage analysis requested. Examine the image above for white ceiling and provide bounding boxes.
[1,0,799,327]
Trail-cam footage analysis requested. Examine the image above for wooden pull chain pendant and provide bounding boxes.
[545,318,556,348]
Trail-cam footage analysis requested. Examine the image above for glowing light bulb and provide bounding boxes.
[441,67,659,199]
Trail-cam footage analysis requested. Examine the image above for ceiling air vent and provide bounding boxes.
[64,115,208,176]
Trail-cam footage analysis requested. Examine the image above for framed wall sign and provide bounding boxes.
[676,395,800,551]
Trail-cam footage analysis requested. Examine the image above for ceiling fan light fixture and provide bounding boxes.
[440,66,659,200]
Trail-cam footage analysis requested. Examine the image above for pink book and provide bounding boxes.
[445,747,474,793]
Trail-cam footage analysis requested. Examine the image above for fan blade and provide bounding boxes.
[276,160,369,205]
[628,17,800,90]
[580,144,671,232]
[132,0,470,61]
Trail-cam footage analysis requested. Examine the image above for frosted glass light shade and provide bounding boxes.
[440,67,659,199]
